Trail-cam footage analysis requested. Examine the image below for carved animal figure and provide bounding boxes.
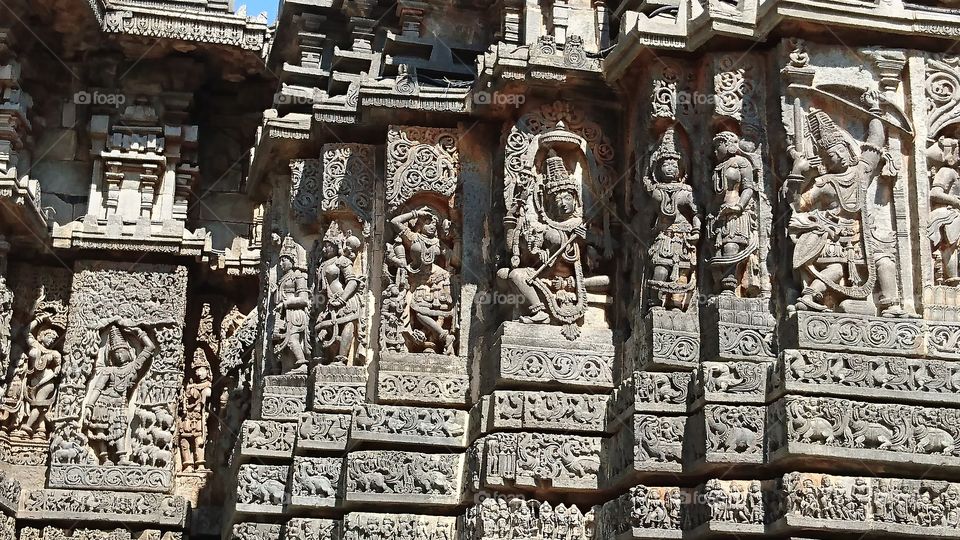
[788,400,846,444]
[849,408,909,451]
[300,469,336,497]
[412,467,450,494]
[355,470,388,492]
[915,424,956,455]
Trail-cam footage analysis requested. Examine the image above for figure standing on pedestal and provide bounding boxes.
[785,92,907,317]
[315,222,364,364]
[84,322,156,465]
[643,127,701,310]
[709,131,762,295]
[274,236,310,372]
[179,348,212,472]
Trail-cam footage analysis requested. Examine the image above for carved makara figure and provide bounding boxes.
[643,127,701,309]
[383,205,458,355]
[273,236,310,372]
[314,222,364,365]
[927,135,960,285]
[785,93,907,317]
[84,323,156,465]
[709,131,762,295]
[178,349,212,472]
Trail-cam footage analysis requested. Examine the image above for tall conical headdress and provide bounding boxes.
[323,221,345,250]
[279,235,307,270]
[651,127,683,164]
[807,108,848,152]
[544,150,578,196]
[108,325,131,353]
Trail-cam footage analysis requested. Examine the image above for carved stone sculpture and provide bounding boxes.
[273,236,311,373]
[499,121,610,339]
[642,126,700,310]
[178,349,212,472]
[314,222,364,365]
[784,95,907,317]
[709,131,763,295]
[85,323,156,465]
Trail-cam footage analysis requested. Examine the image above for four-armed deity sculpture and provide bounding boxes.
[499,122,609,340]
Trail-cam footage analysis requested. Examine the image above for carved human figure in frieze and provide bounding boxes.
[785,94,908,317]
[642,127,701,310]
[273,236,310,372]
[383,205,458,355]
[84,322,156,465]
[314,222,364,365]
[926,135,960,285]
[709,131,762,295]
[178,349,211,472]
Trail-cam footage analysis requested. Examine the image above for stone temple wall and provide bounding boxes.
[3,0,960,539]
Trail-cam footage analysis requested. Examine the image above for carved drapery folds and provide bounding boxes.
[381,126,462,356]
[499,101,614,340]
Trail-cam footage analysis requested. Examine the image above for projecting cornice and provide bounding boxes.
[606,0,960,81]
[85,0,269,52]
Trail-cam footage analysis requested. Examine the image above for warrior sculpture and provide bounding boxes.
[643,127,701,310]
[274,236,310,372]
[709,131,762,295]
[785,92,907,317]
[315,222,364,364]
[84,323,156,465]
[179,349,212,471]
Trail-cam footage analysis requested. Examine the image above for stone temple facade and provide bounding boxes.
[4,0,960,538]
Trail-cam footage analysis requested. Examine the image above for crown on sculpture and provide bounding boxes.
[544,150,577,196]
[279,235,307,270]
[192,348,211,371]
[108,325,131,353]
[807,108,847,151]
[323,221,344,249]
[652,127,683,164]
[540,121,581,147]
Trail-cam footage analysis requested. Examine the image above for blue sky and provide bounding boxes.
[241,0,278,21]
